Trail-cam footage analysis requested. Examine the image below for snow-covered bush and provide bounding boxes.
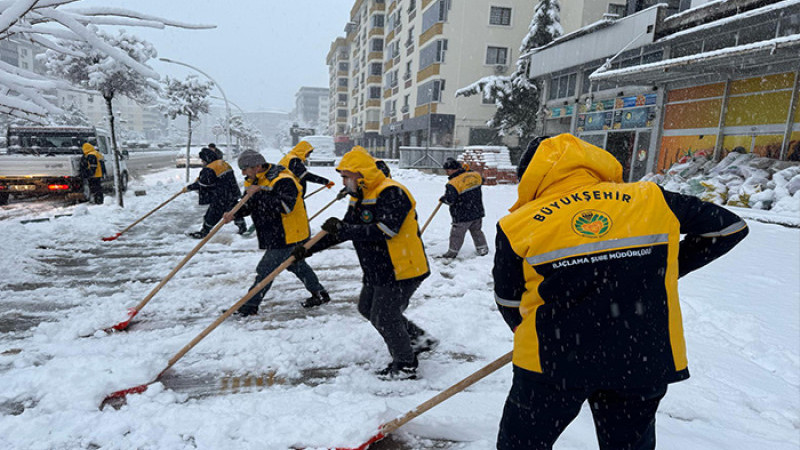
[643,152,799,215]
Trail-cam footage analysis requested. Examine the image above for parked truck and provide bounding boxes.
[0,126,129,205]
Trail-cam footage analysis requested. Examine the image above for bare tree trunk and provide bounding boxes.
[186,113,193,183]
[104,95,124,208]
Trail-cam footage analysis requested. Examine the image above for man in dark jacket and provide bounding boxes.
[186,147,246,238]
[279,140,335,195]
[222,150,329,314]
[493,134,749,450]
[439,158,488,258]
[293,146,437,380]
[81,142,106,204]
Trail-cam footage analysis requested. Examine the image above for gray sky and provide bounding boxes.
[78,0,354,113]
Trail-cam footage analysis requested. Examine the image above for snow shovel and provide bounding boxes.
[419,200,443,235]
[102,188,186,241]
[309,188,348,222]
[100,230,329,409]
[102,190,256,332]
[317,350,513,450]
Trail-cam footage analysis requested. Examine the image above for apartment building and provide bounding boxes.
[326,37,351,152]
[328,0,629,156]
[295,86,330,130]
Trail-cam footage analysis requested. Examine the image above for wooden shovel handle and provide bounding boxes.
[157,230,329,378]
[131,190,256,312]
[420,201,443,235]
[381,350,513,435]
[309,189,347,222]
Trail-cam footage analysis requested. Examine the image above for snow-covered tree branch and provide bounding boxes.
[0,1,214,120]
[161,75,212,182]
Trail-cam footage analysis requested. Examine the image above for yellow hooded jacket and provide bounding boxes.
[279,141,313,170]
[497,134,690,387]
[336,147,429,281]
[82,143,104,179]
[244,165,309,246]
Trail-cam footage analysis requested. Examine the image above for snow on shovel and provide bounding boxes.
[100,230,329,409]
[302,351,513,450]
[102,188,186,241]
[102,190,256,332]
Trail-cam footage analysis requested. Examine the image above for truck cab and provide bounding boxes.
[0,126,129,205]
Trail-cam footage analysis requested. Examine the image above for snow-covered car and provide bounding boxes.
[303,136,336,166]
[175,147,204,168]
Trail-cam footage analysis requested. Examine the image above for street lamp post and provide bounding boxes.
[159,57,232,159]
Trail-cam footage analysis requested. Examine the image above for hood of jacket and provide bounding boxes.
[82,143,96,155]
[199,147,219,164]
[510,133,623,212]
[288,140,314,162]
[336,146,386,192]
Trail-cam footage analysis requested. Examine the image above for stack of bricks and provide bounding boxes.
[460,145,518,185]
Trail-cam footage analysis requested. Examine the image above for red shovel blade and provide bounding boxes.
[333,431,385,450]
[100,383,149,410]
[104,308,139,333]
[101,233,122,241]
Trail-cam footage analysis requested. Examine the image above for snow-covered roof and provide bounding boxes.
[590,33,800,84]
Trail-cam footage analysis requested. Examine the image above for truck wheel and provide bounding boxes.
[120,172,129,192]
[0,193,8,206]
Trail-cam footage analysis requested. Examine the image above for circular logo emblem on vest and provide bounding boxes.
[572,210,612,238]
[360,210,374,223]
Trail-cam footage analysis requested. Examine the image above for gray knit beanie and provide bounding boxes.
[237,150,267,169]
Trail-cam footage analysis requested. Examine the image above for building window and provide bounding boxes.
[371,14,384,29]
[485,46,508,65]
[417,79,445,105]
[338,93,348,102]
[338,78,348,87]
[406,26,415,47]
[549,72,577,100]
[402,94,410,113]
[489,6,512,26]
[607,3,626,17]
[337,109,347,118]
[404,60,413,80]
[370,38,384,52]
[338,62,349,71]
[369,86,382,99]
[419,39,447,70]
[422,0,450,33]
[370,62,382,76]
[408,0,416,12]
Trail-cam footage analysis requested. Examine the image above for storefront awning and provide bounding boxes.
[589,34,800,85]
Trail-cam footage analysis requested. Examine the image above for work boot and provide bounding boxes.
[411,335,439,357]
[187,230,208,239]
[233,305,258,317]
[236,219,248,235]
[476,247,489,256]
[301,290,330,308]
[376,357,418,381]
[440,250,458,259]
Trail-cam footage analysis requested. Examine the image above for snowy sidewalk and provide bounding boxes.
[0,164,797,449]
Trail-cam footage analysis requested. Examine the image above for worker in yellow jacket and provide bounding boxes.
[493,134,748,449]
[293,146,436,380]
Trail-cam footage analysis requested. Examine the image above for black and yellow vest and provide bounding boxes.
[245,168,309,244]
[356,178,429,280]
[85,148,104,178]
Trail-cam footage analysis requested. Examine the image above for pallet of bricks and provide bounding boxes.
[460,146,517,185]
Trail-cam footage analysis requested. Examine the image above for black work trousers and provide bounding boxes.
[497,366,667,450]
[357,278,425,365]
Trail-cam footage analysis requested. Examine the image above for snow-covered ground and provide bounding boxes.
[0,153,798,449]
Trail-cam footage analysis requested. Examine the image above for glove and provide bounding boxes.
[321,217,343,238]
[291,244,310,261]
[438,196,446,203]
[325,181,335,189]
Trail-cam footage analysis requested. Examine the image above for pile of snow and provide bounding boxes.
[643,152,800,216]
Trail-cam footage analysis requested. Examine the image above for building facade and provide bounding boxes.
[528,0,800,180]
[294,86,330,131]
[328,0,626,157]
